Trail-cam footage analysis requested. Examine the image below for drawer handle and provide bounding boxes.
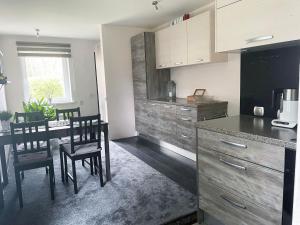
[181,107,191,111]
[181,117,192,121]
[220,140,247,149]
[175,62,183,65]
[246,35,274,44]
[221,195,247,209]
[181,134,189,138]
[219,158,247,171]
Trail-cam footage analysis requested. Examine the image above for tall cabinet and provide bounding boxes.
[131,32,170,135]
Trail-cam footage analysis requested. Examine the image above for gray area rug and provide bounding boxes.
[0,141,197,225]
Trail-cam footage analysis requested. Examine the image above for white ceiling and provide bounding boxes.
[0,0,212,40]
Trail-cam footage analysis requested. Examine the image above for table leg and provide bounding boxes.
[0,171,3,209]
[103,124,111,181]
[0,145,8,186]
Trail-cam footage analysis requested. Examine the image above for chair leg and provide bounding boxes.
[45,167,49,175]
[49,164,55,200]
[94,156,98,175]
[64,153,68,183]
[59,148,65,183]
[15,170,23,208]
[90,157,94,175]
[72,160,78,194]
[82,159,85,167]
[98,153,104,187]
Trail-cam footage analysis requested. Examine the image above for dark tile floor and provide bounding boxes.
[114,136,197,195]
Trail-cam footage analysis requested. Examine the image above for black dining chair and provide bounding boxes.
[59,114,104,194]
[15,111,47,178]
[15,111,44,123]
[11,120,55,208]
[56,107,81,121]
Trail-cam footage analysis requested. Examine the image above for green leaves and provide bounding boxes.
[23,98,56,121]
[0,111,13,121]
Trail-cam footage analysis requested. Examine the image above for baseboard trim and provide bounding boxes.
[138,134,196,161]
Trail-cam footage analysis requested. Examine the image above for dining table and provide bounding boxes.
[0,120,111,209]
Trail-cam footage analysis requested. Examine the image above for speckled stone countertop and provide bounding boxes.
[149,97,228,107]
[196,115,297,150]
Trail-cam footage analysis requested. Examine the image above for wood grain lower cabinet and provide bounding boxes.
[136,102,227,153]
[197,129,284,225]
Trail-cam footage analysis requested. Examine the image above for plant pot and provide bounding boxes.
[0,120,10,131]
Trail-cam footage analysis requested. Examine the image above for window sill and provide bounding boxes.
[52,101,76,106]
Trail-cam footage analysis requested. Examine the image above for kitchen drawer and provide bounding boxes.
[198,147,283,211]
[160,103,176,114]
[133,80,147,100]
[197,129,285,172]
[199,181,282,225]
[160,130,179,146]
[176,105,197,118]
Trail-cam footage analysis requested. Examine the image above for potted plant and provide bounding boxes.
[0,111,13,131]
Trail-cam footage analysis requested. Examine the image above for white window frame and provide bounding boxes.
[20,57,73,104]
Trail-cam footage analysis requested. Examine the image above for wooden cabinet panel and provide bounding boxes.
[187,11,211,65]
[197,129,285,172]
[198,147,283,211]
[155,28,171,69]
[199,181,282,225]
[133,81,147,100]
[216,0,300,52]
[169,21,188,67]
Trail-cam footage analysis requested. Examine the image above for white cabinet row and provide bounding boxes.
[215,0,300,52]
[155,10,227,69]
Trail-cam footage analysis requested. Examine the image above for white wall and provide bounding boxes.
[99,25,146,139]
[171,53,241,116]
[0,35,98,116]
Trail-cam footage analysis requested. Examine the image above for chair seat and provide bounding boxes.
[61,142,101,157]
[14,151,52,168]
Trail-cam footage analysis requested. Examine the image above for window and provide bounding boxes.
[22,56,73,104]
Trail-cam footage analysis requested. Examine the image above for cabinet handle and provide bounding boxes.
[159,64,166,67]
[196,59,204,62]
[221,195,247,209]
[246,35,274,44]
[220,140,247,149]
[219,158,247,171]
[180,117,192,121]
[181,134,189,138]
[164,105,171,108]
[180,107,191,111]
[175,62,183,65]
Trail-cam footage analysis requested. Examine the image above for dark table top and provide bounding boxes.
[196,115,297,150]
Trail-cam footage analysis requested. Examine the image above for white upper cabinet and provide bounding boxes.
[155,27,171,69]
[187,11,211,65]
[155,10,227,69]
[170,21,188,67]
[216,0,300,52]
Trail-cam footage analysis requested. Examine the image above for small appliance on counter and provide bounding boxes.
[271,88,298,128]
[167,80,176,100]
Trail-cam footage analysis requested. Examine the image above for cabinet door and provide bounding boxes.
[187,11,211,65]
[155,28,171,69]
[216,0,300,52]
[170,21,188,67]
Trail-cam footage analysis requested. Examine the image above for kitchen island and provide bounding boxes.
[196,115,296,225]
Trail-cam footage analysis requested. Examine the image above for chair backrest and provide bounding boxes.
[70,114,101,154]
[15,111,44,123]
[10,120,51,163]
[56,107,81,121]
